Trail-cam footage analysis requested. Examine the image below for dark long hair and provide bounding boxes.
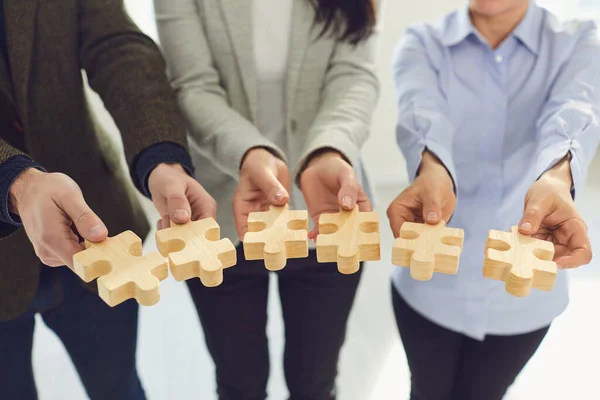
[309,0,376,45]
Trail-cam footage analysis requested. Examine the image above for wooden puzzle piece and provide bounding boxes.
[155,218,236,287]
[483,226,557,297]
[316,207,380,274]
[73,231,168,307]
[243,204,309,271]
[392,221,464,281]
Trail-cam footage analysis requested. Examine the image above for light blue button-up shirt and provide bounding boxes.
[392,2,600,340]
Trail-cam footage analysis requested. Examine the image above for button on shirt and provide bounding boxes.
[392,3,600,340]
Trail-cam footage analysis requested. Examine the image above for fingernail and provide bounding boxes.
[520,222,532,231]
[426,212,438,222]
[89,224,105,237]
[342,196,353,209]
[174,209,190,221]
[274,190,287,202]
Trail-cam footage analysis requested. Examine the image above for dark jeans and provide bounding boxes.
[392,286,549,400]
[0,266,145,400]
[186,247,363,400]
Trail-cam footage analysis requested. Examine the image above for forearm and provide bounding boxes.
[178,90,286,180]
[79,0,190,179]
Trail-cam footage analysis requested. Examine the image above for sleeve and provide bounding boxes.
[0,155,44,226]
[134,142,194,197]
[0,139,45,227]
[153,0,286,180]
[294,3,381,182]
[534,22,600,195]
[78,0,192,193]
[392,27,457,187]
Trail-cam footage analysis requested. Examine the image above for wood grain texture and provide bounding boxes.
[392,221,464,281]
[73,231,168,307]
[156,218,237,287]
[243,204,309,271]
[316,207,380,274]
[483,226,557,297]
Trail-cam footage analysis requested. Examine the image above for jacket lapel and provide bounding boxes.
[220,0,258,122]
[285,0,312,113]
[4,0,38,123]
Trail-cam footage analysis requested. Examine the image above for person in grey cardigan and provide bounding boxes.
[155,0,380,398]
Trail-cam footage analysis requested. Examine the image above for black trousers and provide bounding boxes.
[392,286,549,400]
[186,247,362,400]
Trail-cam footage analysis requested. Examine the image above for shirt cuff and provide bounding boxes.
[0,156,46,226]
[534,139,578,198]
[134,142,195,197]
[405,141,457,194]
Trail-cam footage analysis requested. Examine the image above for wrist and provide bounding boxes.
[9,168,44,213]
[305,149,344,169]
[241,147,278,170]
[540,154,572,190]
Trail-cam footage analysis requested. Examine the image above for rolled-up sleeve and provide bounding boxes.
[534,22,600,195]
[392,28,457,187]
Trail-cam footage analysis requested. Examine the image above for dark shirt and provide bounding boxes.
[0,0,193,225]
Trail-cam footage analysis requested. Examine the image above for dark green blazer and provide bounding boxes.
[0,0,189,320]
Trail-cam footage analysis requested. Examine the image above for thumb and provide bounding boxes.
[421,186,443,225]
[61,193,108,243]
[337,172,359,211]
[519,193,550,235]
[252,168,289,206]
[165,183,192,224]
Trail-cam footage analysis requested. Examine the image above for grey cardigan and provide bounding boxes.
[155,0,381,242]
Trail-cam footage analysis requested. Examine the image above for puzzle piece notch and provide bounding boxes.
[73,231,168,307]
[156,218,237,287]
[483,226,557,297]
[243,204,309,271]
[392,221,464,281]
[316,207,380,274]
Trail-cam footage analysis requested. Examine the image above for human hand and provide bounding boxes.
[9,169,108,269]
[300,150,371,239]
[387,151,456,238]
[518,156,591,269]
[149,163,217,230]
[233,148,290,239]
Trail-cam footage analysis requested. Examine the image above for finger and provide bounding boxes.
[156,218,163,231]
[554,220,593,269]
[251,168,289,206]
[164,183,192,224]
[60,192,108,243]
[387,201,414,239]
[337,172,359,211]
[555,247,593,269]
[356,188,373,212]
[420,186,443,225]
[519,193,551,235]
[308,225,319,241]
[187,180,217,221]
[41,257,65,267]
[160,215,171,230]
[233,198,249,241]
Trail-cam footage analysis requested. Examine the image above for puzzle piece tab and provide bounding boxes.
[73,231,168,307]
[316,207,380,274]
[156,218,236,287]
[243,204,309,271]
[483,226,557,297]
[392,221,464,281]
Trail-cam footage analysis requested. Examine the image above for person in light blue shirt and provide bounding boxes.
[387,0,600,398]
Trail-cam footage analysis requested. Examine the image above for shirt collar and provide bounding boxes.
[442,1,542,55]
[441,5,475,47]
[512,2,542,55]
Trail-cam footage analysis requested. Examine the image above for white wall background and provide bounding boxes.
[29,1,600,400]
